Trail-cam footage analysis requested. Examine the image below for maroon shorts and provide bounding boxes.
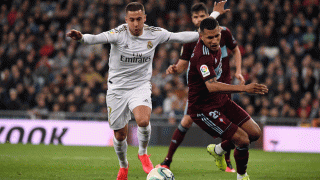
[190,99,251,140]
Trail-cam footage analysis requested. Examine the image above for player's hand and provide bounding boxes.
[245,83,268,95]
[213,0,230,15]
[66,29,83,41]
[235,73,245,85]
[166,64,178,74]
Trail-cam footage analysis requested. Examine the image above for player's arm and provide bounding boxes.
[210,0,230,18]
[167,31,199,43]
[166,59,189,74]
[205,77,268,94]
[232,46,245,85]
[66,29,109,44]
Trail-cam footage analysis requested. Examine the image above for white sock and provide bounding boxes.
[237,172,248,179]
[113,137,128,168]
[137,123,151,155]
[214,143,226,155]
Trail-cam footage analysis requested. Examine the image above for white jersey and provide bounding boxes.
[82,23,199,91]
[106,24,171,91]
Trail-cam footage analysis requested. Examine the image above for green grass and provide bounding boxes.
[1,144,320,180]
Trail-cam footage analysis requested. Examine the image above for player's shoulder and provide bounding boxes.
[220,26,230,32]
[107,24,128,34]
[191,40,210,61]
[195,40,210,56]
[143,24,164,32]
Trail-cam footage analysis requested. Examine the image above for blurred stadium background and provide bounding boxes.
[0,0,320,151]
[0,0,320,179]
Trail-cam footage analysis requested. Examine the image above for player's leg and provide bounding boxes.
[239,118,261,143]
[230,127,250,180]
[129,83,154,174]
[157,114,193,169]
[192,112,238,171]
[107,92,131,180]
[222,99,253,179]
[208,126,250,179]
[222,136,236,172]
[133,105,154,174]
[114,125,129,180]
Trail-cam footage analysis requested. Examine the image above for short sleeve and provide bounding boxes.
[223,27,237,50]
[180,43,194,61]
[196,56,216,82]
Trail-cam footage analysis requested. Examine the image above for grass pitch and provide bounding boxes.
[0,144,320,180]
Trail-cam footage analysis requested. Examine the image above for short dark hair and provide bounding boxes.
[191,3,208,15]
[200,17,219,32]
[125,2,145,14]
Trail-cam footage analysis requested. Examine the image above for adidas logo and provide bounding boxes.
[171,140,177,144]
[143,99,149,103]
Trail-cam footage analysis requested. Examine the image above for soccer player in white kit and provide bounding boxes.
[67,2,220,180]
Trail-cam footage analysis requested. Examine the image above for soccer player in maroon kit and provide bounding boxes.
[187,18,268,180]
[157,1,243,173]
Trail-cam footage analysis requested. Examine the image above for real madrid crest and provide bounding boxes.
[147,41,153,49]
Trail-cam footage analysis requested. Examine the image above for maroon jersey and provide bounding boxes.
[187,39,229,116]
[180,27,237,84]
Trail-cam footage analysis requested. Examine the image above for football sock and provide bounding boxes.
[221,138,235,162]
[137,123,151,155]
[221,140,236,151]
[214,143,226,155]
[225,150,231,163]
[113,137,128,168]
[234,145,249,175]
[165,123,189,162]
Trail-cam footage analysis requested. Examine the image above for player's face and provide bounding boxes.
[191,11,209,28]
[200,26,221,51]
[125,10,146,36]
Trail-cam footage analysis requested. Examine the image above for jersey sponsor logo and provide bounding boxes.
[200,64,210,77]
[120,55,151,63]
[147,41,153,49]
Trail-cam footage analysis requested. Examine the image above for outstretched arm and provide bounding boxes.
[66,29,108,45]
[205,77,268,95]
[167,31,199,43]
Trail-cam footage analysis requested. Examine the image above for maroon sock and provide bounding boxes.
[225,149,231,163]
[220,140,235,151]
[221,137,235,162]
[165,125,188,162]
[234,146,249,175]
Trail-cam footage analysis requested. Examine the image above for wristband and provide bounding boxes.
[210,11,220,19]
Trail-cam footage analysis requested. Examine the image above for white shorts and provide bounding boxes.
[107,82,152,130]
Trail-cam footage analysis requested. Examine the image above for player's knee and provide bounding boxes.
[249,126,261,142]
[238,134,250,147]
[135,114,151,127]
[180,116,193,128]
[232,129,250,147]
[115,132,127,141]
[136,119,150,127]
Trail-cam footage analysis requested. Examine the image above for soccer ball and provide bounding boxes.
[146,167,175,180]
